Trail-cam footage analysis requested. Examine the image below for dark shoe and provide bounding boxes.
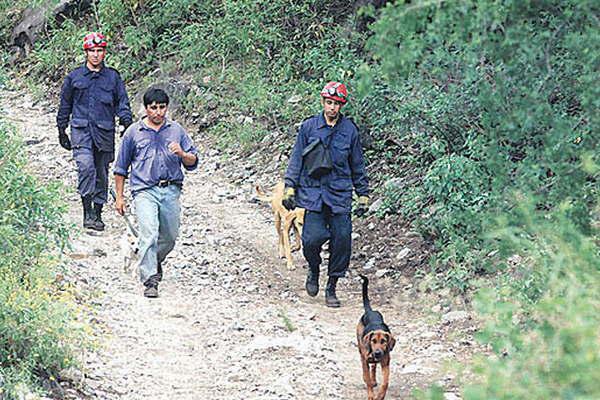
[81,196,96,230]
[144,285,159,298]
[92,203,105,231]
[305,267,319,297]
[325,277,341,308]
[143,279,159,298]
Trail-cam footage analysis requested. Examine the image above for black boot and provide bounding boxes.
[81,196,96,230]
[93,203,105,231]
[325,276,341,308]
[305,266,319,297]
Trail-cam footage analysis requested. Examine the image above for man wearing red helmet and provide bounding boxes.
[283,81,370,307]
[57,32,132,231]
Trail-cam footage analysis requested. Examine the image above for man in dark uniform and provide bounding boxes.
[57,32,132,231]
[282,81,370,307]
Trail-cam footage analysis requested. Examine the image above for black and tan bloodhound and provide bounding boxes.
[357,274,396,400]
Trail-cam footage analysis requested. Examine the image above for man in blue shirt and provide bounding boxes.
[114,88,198,298]
[283,81,370,307]
[57,32,133,231]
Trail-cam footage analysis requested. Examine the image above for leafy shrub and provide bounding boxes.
[415,192,600,399]
[96,0,137,38]
[361,0,599,288]
[0,120,84,397]
[29,18,84,81]
[422,155,489,237]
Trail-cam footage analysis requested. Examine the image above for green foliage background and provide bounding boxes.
[365,0,599,287]
[0,0,598,398]
[0,120,85,398]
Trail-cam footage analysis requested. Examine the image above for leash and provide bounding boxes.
[109,188,139,237]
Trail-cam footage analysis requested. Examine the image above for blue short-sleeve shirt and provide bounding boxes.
[114,118,199,195]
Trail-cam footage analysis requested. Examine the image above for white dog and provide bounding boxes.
[110,188,142,279]
[119,221,140,279]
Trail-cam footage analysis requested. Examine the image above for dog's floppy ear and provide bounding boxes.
[386,333,396,352]
[363,332,373,354]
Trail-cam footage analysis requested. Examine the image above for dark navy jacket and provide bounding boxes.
[57,62,132,152]
[284,113,369,214]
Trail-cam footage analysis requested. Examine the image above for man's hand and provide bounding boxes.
[354,196,369,217]
[115,195,127,216]
[169,142,198,167]
[282,187,296,211]
[58,127,72,150]
[119,119,132,137]
[168,142,185,157]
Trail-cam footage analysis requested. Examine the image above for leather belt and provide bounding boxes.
[157,180,181,188]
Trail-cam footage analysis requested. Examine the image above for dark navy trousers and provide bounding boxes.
[73,145,114,204]
[302,203,352,277]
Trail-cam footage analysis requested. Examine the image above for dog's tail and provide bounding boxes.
[359,274,372,313]
[255,185,272,202]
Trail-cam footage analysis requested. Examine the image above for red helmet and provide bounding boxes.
[320,81,348,104]
[83,32,107,50]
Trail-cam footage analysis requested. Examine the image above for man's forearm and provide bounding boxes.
[115,174,125,198]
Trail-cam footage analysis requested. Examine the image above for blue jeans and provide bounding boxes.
[302,203,352,277]
[134,185,181,284]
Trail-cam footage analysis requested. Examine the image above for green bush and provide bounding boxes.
[361,0,599,288]
[0,120,84,397]
[29,19,84,82]
[415,193,600,399]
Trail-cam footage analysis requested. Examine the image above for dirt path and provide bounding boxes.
[1,87,477,399]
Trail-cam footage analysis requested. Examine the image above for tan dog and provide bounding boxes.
[357,275,396,400]
[255,182,305,270]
